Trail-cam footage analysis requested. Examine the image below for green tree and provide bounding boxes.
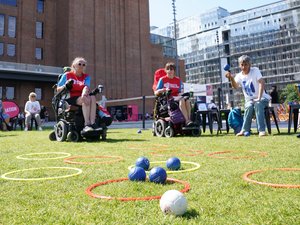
[279,84,300,104]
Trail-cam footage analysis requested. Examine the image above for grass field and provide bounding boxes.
[0,128,299,225]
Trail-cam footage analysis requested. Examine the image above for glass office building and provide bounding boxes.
[151,0,300,107]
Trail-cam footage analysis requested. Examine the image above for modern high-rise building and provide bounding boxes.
[151,0,300,107]
[0,0,182,119]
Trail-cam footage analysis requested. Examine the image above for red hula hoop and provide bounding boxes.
[85,177,190,201]
[64,155,123,165]
[207,150,268,159]
[243,168,300,188]
[150,150,204,157]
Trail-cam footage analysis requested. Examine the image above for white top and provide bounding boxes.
[25,101,41,114]
[235,67,271,101]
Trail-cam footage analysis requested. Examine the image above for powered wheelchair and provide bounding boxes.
[49,80,108,142]
[152,90,202,137]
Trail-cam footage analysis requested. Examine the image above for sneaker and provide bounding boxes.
[90,123,98,129]
[38,126,43,131]
[259,131,266,137]
[236,131,244,136]
[24,127,28,131]
[83,125,94,132]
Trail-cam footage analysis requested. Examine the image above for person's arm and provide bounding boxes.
[254,78,265,101]
[57,73,67,92]
[24,101,30,115]
[81,76,90,97]
[36,101,41,114]
[225,72,239,89]
[154,78,166,96]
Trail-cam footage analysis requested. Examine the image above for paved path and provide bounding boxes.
[42,120,292,131]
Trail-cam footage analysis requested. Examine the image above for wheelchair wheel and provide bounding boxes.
[164,126,174,138]
[155,119,166,137]
[152,123,156,136]
[192,128,201,137]
[55,121,68,142]
[101,129,107,140]
[49,131,56,141]
[67,131,79,142]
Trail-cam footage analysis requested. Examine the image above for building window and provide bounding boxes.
[37,0,44,13]
[7,43,15,56]
[35,47,42,60]
[35,88,42,100]
[36,21,43,38]
[0,14,4,36]
[0,42,3,55]
[0,0,17,6]
[8,16,16,37]
[6,86,14,99]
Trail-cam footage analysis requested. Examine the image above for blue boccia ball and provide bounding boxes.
[244,131,250,137]
[135,157,150,170]
[149,167,167,184]
[166,157,181,170]
[128,167,146,181]
[223,64,230,71]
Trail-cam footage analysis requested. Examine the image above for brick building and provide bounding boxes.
[0,0,185,120]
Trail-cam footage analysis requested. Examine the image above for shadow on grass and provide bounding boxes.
[104,138,147,143]
[183,208,200,219]
[0,133,18,137]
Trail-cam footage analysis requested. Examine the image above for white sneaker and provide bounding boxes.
[38,126,43,131]
[24,127,28,131]
[259,131,266,137]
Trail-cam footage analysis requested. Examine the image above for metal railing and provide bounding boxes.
[0,61,62,74]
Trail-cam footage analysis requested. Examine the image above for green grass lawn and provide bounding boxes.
[0,128,299,225]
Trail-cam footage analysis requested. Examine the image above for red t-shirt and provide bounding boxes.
[65,72,89,97]
[158,76,182,97]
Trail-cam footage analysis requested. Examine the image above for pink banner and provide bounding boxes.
[3,101,20,118]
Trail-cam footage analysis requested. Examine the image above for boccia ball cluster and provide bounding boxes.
[129,156,183,184]
[128,156,188,216]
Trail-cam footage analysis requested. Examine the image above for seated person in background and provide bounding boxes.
[0,99,11,131]
[155,62,193,126]
[207,99,218,110]
[225,55,271,137]
[57,57,97,132]
[24,92,43,131]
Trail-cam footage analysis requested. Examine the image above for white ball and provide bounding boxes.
[160,190,187,216]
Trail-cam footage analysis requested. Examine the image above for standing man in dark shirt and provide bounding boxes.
[270,85,279,122]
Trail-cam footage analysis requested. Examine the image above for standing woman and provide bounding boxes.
[225,55,271,137]
[57,57,97,132]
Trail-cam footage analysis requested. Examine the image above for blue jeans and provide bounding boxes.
[242,98,269,133]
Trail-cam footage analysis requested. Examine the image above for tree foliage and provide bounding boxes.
[279,84,300,104]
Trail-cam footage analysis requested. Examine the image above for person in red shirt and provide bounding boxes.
[155,62,192,126]
[57,57,97,132]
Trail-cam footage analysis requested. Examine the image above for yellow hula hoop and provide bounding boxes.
[128,161,200,174]
[16,152,72,160]
[1,167,83,181]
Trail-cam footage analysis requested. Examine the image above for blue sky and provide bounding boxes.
[149,0,279,27]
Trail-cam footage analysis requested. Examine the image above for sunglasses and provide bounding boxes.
[78,63,86,67]
[166,67,175,71]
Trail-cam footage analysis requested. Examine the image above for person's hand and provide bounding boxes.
[253,98,261,102]
[225,72,232,80]
[65,80,73,90]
